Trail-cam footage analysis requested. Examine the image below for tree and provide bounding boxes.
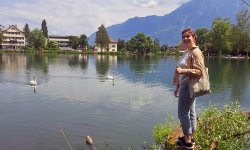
[41,19,48,38]
[230,8,250,55]
[161,44,168,52]
[79,34,88,49]
[117,38,126,51]
[0,25,4,45]
[28,28,46,51]
[95,24,109,52]
[210,17,232,54]
[69,36,79,50]
[47,41,59,50]
[153,38,161,53]
[23,23,30,47]
[127,32,154,55]
[23,23,30,38]
[195,28,209,51]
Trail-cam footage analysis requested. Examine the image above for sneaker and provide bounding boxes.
[178,136,195,145]
[176,140,194,149]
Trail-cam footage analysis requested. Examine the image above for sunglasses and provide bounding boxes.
[182,34,191,39]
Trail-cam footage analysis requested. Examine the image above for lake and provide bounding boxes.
[0,53,249,149]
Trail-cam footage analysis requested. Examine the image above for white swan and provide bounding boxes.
[106,74,115,80]
[106,75,114,80]
[30,76,37,85]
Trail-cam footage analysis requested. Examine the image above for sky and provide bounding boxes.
[0,0,191,36]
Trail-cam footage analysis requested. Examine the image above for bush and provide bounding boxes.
[195,101,250,150]
[151,101,250,150]
[152,113,179,145]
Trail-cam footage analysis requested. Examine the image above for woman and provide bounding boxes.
[173,28,205,149]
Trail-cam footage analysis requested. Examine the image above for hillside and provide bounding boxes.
[89,0,244,46]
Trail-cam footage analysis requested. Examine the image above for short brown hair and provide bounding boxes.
[182,28,197,43]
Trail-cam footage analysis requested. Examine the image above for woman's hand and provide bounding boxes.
[176,66,183,74]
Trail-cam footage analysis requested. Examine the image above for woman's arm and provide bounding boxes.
[173,69,180,97]
[173,70,180,85]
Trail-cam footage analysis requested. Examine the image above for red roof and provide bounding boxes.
[109,37,117,43]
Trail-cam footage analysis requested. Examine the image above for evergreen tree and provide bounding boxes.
[117,38,126,51]
[41,19,48,38]
[0,25,4,45]
[23,23,30,38]
[95,25,109,52]
[23,23,30,46]
[153,38,161,53]
[79,34,88,49]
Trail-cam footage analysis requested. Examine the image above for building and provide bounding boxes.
[95,37,118,52]
[0,25,25,50]
[48,35,71,50]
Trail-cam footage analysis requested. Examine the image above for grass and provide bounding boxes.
[151,101,250,150]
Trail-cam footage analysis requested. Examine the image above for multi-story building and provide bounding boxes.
[95,37,118,52]
[48,35,71,50]
[0,25,25,50]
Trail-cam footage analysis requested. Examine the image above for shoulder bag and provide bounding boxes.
[189,50,211,98]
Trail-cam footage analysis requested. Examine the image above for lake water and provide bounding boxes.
[0,53,249,149]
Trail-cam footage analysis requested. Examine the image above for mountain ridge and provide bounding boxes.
[89,0,244,46]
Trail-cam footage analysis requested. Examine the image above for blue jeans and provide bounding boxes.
[178,84,196,135]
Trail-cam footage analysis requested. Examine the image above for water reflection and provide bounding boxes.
[207,58,250,102]
[68,54,88,71]
[0,54,249,103]
[26,54,49,73]
[31,85,36,93]
[94,55,117,76]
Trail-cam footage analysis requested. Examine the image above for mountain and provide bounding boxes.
[89,0,244,46]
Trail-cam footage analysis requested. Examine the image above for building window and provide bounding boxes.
[112,45,116,48]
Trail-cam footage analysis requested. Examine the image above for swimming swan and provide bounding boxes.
[30,77,37,85]
[106,75,114,80]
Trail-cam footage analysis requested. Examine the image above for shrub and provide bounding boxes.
[195,101,250,150]
[151,101,250,150]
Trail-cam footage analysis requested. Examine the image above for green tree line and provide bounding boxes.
[116,8,250,56]
[195,8,250,56]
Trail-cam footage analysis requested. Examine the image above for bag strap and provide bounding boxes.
[189,48,206,76]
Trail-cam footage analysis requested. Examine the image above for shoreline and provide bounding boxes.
[0,50,249,59]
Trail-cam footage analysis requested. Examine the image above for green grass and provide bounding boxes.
[195,101,250,150]
[151,101,250,150]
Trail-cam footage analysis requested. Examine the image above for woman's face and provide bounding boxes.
[182,32,195,48]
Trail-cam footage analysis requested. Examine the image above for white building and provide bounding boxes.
[1,25,25,50]
[48,35,71,50]
[95,37,118,52]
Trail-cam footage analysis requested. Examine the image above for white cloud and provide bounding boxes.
[133,0,158,8]
[0,0,191,36]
